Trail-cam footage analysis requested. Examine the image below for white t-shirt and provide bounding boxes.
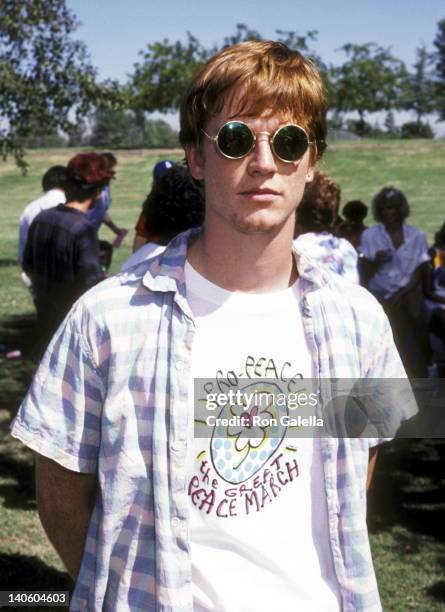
[185,261,340,612]
[120,242,166,272]
[18,189,66,263]
[359,223,430,299]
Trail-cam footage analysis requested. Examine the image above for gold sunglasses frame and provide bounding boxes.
[201,120,313,163]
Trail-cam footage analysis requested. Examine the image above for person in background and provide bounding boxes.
[22,153,111,345]
[359,186,430,376]
[337,199,368,249]
[294,170,359,283]
[121,163,204,271]
[86,152,128,247]
[18,165,67,264]
[422,223,445,371]
[132,159,177,252]
[98,240,114,276]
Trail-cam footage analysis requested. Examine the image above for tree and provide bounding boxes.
[89,108,178,149]
[0,0,122,169]
[432,18,445,120]
[400,121,433,139]
[129,25,329,118]
[403,44,435,124]
[143,119,178,148]
[331,43,408,136]
[130,33,209,115]
[89,109,139,149]
[14,119,66,148]
[384,111,399,137]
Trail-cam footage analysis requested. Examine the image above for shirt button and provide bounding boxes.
[171,440,186,452]
[171,517,182,536]
[176,360,185,371]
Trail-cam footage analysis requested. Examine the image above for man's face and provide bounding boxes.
[187,95,314,236]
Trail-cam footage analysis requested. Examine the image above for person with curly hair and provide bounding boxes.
[121,163,204,271]
[294,170,359,283]
[359,187,430,376]
[132,159,177,252]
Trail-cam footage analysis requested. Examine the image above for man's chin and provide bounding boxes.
[231,212,287,235]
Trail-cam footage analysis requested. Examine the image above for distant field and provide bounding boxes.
[0,141,445,610]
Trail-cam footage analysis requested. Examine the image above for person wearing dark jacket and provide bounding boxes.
[23,152,112,345]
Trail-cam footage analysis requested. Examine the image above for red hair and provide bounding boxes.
[67,153,112,187]
[180,40,327,161]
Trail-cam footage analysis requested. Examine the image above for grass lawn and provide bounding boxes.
[0,141,444,609]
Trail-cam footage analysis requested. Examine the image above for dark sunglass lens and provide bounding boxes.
[217,122,253,158]
[273,125,309,161]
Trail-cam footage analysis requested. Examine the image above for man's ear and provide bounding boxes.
[186,146,205,181]
[305,164,315,183]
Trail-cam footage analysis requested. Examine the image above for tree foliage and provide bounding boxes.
[129,25,328,117]
[0,0,123,169]
[400,121,434,139]
[432,18,445,120]
[130,33,208,114]
[89,108,178,149]
[331,43,408,135]
[403,44,435,123]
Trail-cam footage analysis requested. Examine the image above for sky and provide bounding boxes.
[68,0,445,132]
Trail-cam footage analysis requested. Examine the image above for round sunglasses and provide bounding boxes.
[201,120,313,163]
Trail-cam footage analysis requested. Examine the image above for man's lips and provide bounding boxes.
[238,187,281,199]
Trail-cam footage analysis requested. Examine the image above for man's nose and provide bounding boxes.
[247,133,277,174]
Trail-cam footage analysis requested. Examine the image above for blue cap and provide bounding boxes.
[153,160,176,180]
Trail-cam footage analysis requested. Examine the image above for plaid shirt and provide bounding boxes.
[294,231,359,284]
[11,228,410,612]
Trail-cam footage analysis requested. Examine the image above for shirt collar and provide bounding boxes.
[123,226,326,299]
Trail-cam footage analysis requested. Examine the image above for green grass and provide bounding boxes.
[0,142,444,609]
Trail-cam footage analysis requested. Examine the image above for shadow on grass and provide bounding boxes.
[0,552,72,606]
[0,312,41,412]
[427,577,445,603]
[0,258,19,268]
[368,438,445,542]
[0,313,40,511]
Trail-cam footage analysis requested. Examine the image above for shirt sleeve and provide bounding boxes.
[358,228,375,260]
[414,229,430,266]
[18,217,29,264]
[22,221,35,275]
[10,306,104,473]
[362,309,418,445]
[340,240,359,284]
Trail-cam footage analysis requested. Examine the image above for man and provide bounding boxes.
[86,152,129,247]
[121,163,204,271]
[18,165,67,264]
[12,42,413,611]
[22,152,111,343]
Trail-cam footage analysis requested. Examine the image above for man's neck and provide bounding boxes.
[187,218,297,293]
[384,220,404,234]
[65,200,93,214]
